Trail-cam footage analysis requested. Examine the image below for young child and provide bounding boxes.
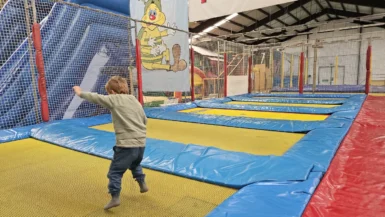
[73,76,148,210]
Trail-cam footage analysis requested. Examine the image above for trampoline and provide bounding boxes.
[93,120,304,156]
[0,93,367,217]
[0,139,235,217]
[227,101,338,108]
[180,108,328,121]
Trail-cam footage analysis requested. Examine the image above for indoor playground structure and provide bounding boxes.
[1,0,385,217]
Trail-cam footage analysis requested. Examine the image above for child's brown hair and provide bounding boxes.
[105,76,129,94]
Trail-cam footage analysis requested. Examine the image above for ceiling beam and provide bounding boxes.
[315,0,332,19]
[340,2,346,12]
[190,16,227,33]
[301,5,318,22]
[249,9,328,45]
[325,0,339,19]
[328,9,366,18]
[230,0,312,39]
[276,5,300,22]
[226,20,245,29]
[328,0,385,9]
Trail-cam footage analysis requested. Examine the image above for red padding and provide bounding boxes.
[224,53,227,97]
[299,52,304,94]
[365,45,372,94]
[303,96,385,217]
[190,48,195,101]
[248,56,252,94]
[135,39,144,105]
[32,23,49,122]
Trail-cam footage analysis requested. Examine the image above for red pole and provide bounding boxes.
[224,53,228,97]
[365,45,372,95]
[135,39,144,105]
[32,23,49,122]
[248,56,252,94]
[190,48,195,101]
[299,52,304,94]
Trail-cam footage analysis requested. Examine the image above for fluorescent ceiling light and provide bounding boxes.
[214,20,227,27]
[226,13,238,20]
[198,13,238,35]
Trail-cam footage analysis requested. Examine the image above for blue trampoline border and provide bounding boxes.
[0,94,366,217]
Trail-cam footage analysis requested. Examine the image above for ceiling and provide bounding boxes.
[189,0,385,45]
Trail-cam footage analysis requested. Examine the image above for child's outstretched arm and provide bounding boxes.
[73,86,113,109]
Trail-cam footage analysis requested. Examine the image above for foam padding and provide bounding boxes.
[207,172,323,217]
[0,114,112,143]
[195,100,359,115]
[31,122,314,188]
[0,139,235,217]
[247,93,352,98]
[303,96,385,217]
[181,108,328,121]
[93,121,304,156]
[230,96,345,105]
[227,101,338,108]
[145,110,346,133]
[0,124,40,143]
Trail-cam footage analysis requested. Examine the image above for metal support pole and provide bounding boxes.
[290,54,293,88]
[312,47,318,93]
[23,0,41,123]
[357,27,363,85]
[281,52,285,89]
[365,40,372,95]
[305,57,308,85]
[248,55,252,94]
[334,56,339,85]
[299,52,304,94]
[270,48,274,89]
[190,37,195,101]
[134,22,144,105]
[224,52,228,97]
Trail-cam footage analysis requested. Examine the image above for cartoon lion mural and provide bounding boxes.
[138,0,187,72]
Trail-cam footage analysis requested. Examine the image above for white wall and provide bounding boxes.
[281,25,385,85]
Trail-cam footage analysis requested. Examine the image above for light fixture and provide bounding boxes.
[226,13,238,20]
[214,20,227,27]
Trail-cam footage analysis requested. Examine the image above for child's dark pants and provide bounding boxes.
[107,146,146,197]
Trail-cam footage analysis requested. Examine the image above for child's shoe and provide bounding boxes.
[104,195,120,210]
[137,181,149,193]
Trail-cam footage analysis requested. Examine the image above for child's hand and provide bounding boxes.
[73,86,82,96]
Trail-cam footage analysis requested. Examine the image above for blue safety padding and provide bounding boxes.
[229,96,346,104]
[246,93,353,98]
[284,127,352,172]
[0,124,42,143]
[271,85,366,93]
[145,110,346,133]
[194,95,365,115]
[30,122,314,188]
[196,101,343,114]
[206,172,323,217]
[271,85,385,93]
[0,114,111,143]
